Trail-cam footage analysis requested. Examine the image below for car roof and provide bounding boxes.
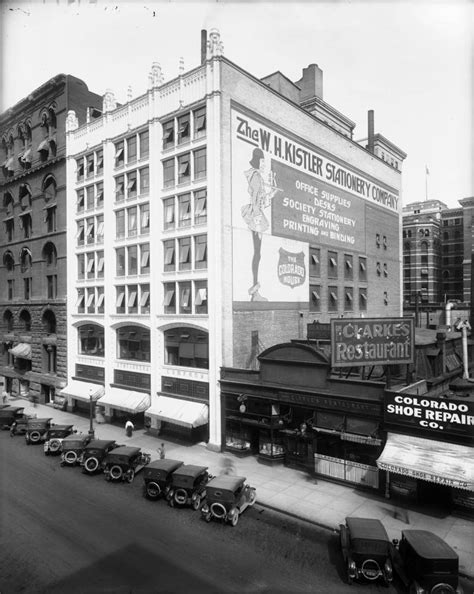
[107,446,141,457]
[48,424,74,431]
[86,439,116,449]
[27,417,52,424]
[207,475,246,490]
[402,530,458,560]
[172,464,208,478]
[147,459,183,472]
[62,433,88,442]
[1,406,24,412]
[346,517,389,541]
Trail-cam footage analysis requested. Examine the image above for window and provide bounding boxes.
[178,193,191,227]
[359,288,367,311]
[376,233,381,248]
[328,251,338,279]
[140,243,150,274]
[117,325,150,362]
[3,251,14,272]
[139,130,149,159]
[309,248,320,277]
[43,242,57,267]
[115,175,125,202]
[328,286,338,312]
[97,287,105,313]
[86,185,95,210]
[127,285,138,314]
[194,189,207,225]
[376,262,381,276]
[310,285,320,312]
[86,154,95,178]
[163,158,175,188]
[177,154,190,184]
[140,283,150,314]
[7,279,14,301]
[45,206,57,233]
[116,286,125,313]
[76,157,84,181]
[96,150,103,175]
[116,209,125,239]
[97,251,104,278]
[42,309,56,334]
[77,254,85,279]
[86,217,95,244]
[164,197,175,229]
[5,219,14,242]
[77,189,85,213]
[128,245,138,275]
[383,235,387,249]
[195,280,208,314]
[178,237,191,271]
[47,275,57,299]
[19,184,32,209]
[20,247,32,272]
[358,257,366,279]
[344,254,353,280]
[177,114,190,144]
[79,324,104,357]
[127,206,137,237]
[77,289,85,313]
[383,263,388,277]
[194,234,207,269]
[164,240,175,271]
[96,182,104,209]
[193,148,207,180]
[114,141,124,167]
[127,171,137,199]
[3,310,14,332]
[193,107,206,139]
[20,213,32,239]
[179,281,192,314]
[138,203,149,235]
[86,288,96,314]
[116,247,125,276]
[127,135,137,164]
[162,120,174,149]
[86,253,95,279]
[163,282,176,314]
[344,288,353,311]
[139,167,149,195]
[24,277,32,300]
[19,309,31,332]
[164,327,208,369]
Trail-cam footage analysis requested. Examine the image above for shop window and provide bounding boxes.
[344,288,353,311]
[177,114,190,144]
[193,148,207,180]
[194,189,207,225]
[127,135,137,164]
[259,430,285,460]
[359,288,367,311]
[164,240,175,272]
[128,245,138,275]
[163,282,176,314]
[309,247,320,277]
[139,130,149,159]
[116,286,125,313]
[140,203,150,234]
[164,327,208,369]
[177,154,190,184]
[3,250,14,272]
[194,281,208,315]
[117,325,150,362]
[328,286,338,312]
[310,285,320,312]
[162,120,174,150]
[164,197,175,229]
[344,254,353,280]
[178,193,191,228]
[140,243,150,274]
[79,323,104,357]
[19,309,31,332]
[116,247,125,276]
[179,281,192,314]
[194,235,207,269]
[42,309,56,334]
[139,166,149,195]
[115,175,125,202]
[163,158,175,188]
[178,237,191,271]
[140,284,150,314]
[328,251,338,278]
[114,141,124,167]
[193,107,206,139]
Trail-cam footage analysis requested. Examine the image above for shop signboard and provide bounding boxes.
[384,392,474,437]
[331,317,414,368]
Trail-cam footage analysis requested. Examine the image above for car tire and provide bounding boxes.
[192,495,201,511]
[126,469,135,483]
[248,490,256,506]
[230,511,239,527]
[65,451,78,465]
[146,482,161,500]
[109,465,123,480]
[29,431,41,443]
[84,457,99,473]
[49,440,61,453]
[175,489,187,506]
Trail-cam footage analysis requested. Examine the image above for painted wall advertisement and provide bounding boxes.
[330,317,414,367]
[231,107,399,307]
[385,393,474,436]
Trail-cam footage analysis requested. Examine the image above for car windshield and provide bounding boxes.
[352,538,390,556]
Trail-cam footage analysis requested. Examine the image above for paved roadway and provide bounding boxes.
[0,431,413,594]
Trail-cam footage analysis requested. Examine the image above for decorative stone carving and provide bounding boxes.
[151,62,164,87]
[65,110,78,132]
[207,28,224,58]
[102,89,117,113]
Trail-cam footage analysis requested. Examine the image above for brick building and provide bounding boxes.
[0,75,101,404]
[62,30,406,450]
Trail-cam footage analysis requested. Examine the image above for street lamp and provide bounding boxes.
[88,388,95,438]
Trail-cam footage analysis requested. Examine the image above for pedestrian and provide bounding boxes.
[158,443,165,459]
[125,419,134,437]
[10,420,17,437]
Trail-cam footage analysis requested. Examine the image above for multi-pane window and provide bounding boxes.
[96,182,104,209]
[114,141,125,167]
[328,251,338,279]
[117,326,150,362]
[359,288,367,311]
[127,206,138,237]
[163,158,175,188]
[140,203,150,234]
[178,193,191,228]
[140,243,150,274]
[127,284,138,314]
[177,154,190,184]
[359,257,367,282]
[76,158,85,181]
[86,217,95,244]
[128,245,138,275]
[178,114,190,144]
[86,186,95,210]
[77,189,85,213]
[96,150,103,175]
[140,283,150,314]
[163,282,176,314]
[97,287,105,313]
[194,189,207,225]
[86,288,96,314]
[179,281,192,314]
[194,148,207,180]
[164,240,175,271]
[178,237,191,271]
[139,130,149,159]
[79,324,104,356]
[97,251,105,278]
[116,247,125,276]
[116,286,125,313]
[86,253,95,279]
[86,154,95,178]
[310,285,320,312]
[344,254,353,280]
[116,210,125,239]
[309,247,320,277]
[194,280,208,314]
[194,235,207,269]
[344,287,353,311]
[115,175,125,202]
[328,286,338,312]
[139,166,149,195]
[127,170,137,199]
[164,197,175,229]
[193,106,206,139]
[77,288,85,313]
[127,135,137,164]
[162,121,174,150]
[77,254,85,279]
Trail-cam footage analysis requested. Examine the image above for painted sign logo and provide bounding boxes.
[277,248,305,288]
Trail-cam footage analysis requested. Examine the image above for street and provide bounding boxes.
[0,430,403,594]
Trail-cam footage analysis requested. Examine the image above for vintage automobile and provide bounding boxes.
[43,424,76,455]
[395,529,463,594]
[167,464,212,510]
[339,517,393,586]
[0,406,30,431]
[102,446,151,483]
[60,433,93,466]
[25,418,53,444]
[81,439,122,474]
[201,475,257,526]
[143,459,184,500]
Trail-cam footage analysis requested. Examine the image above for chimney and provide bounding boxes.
[368,110,375,154]
[296,64,323,102]
[201,30,207,64]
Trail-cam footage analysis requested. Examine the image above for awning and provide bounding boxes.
[377,433,474,491]
[59,380,104,403]
[146,395,208,429]
[98,387,150,413]
[9,343,32,359]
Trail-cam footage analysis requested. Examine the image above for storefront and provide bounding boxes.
[378,389,474,511]
[59,379,105,414]
[97,386,150,428]
[221,342,386,489]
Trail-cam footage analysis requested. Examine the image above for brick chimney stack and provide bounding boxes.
[296,64,323,102]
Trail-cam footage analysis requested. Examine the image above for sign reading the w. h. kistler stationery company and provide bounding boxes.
[331,317,414,367]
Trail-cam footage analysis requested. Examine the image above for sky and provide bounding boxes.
[1,0,472,209]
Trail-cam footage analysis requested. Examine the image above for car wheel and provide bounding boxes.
[174,489,187,506]
[49,440,61,453]
[192,495,201,511]
[126,469,135,483]
[29,430,41,443]
[84,457,99,473]
[65,451,78,465]
[146,482,161,500]
[230,511,239,527]
[347,560,353,585]
[248,490,256,506]
[431,585,455,594]
[109,465,123,480]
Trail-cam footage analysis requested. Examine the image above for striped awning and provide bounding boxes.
[59,380,104,403]
[9,343,32,360]
[146,395,208,429]
[98,387,150,413]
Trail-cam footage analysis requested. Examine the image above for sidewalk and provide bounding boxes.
[11,398,474,578]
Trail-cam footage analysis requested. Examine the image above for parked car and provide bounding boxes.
[143,459,184,500]
[102,446,151,483]
[167,464,213,510]
[60,433,93,466]
[394,529,463,594]
[81,439,121,474]
[43,425,76,455]
[201,475,256,527]
[339,517,393,586]
[25,418,53,444]
[0,406,29,431]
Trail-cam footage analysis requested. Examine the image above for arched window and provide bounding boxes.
[17,124,26,150]
[19,309,31,332]
[42,242,57,267]
[3,250,14,272]
[164,327,208,369]
[42,174,57,201]
[117,325,150,362]
[3,309,14,332]
[78,323,104,357]
[3,192,14,216]
[40,111,49,137]
[20,247,32,273]
[443,270,450,278]
[19,183,32,210]
[48,106,57,131]
[42,309,56,335]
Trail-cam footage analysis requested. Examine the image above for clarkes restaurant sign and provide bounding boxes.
[331,317,414,368]
[385,393,474,436]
